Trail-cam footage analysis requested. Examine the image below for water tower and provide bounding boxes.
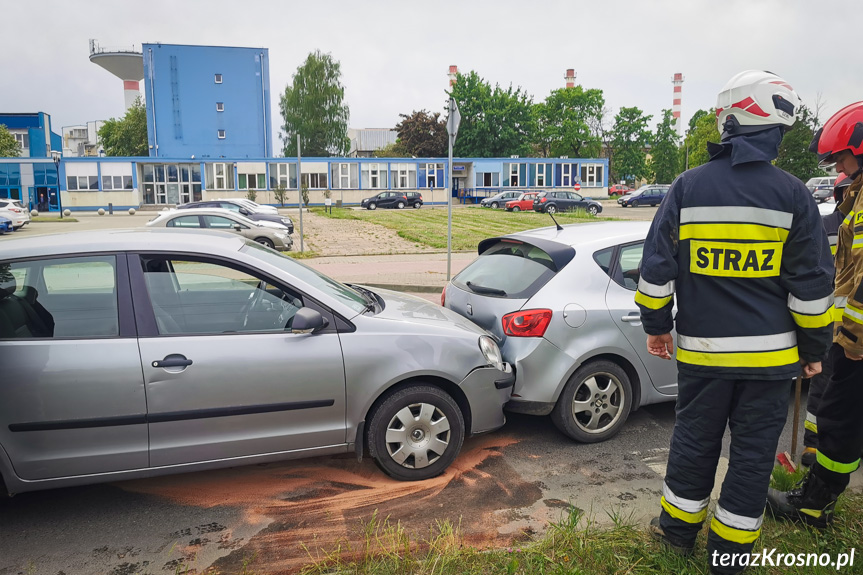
[89,39,144,110]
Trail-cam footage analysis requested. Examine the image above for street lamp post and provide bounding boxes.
[51,151,64,219]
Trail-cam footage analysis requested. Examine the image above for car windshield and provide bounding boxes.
[241,242,369,314]
[453,239,562,299]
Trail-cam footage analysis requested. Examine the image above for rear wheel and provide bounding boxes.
[254,237,275,249]
[551,360,632,443]
[368,202,377,210]
[413,201,422,209]
[367,385,465,481]
[397,201,406,209]
[513,206,521,212]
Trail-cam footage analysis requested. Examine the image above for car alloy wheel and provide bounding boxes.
[630,200,639,208]
[367,384,465,481]
[368,202,377,210]
[397,201,406,209]
[551,360,632,443]
[255,237,275,249]
[413,202,421,209]
[588,205,598,216]
[513,206,521,212]
[491,202,499,209]
[547,205,557,214]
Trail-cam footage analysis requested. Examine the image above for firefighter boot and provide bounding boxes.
[766,472,839,529]
[648,517,694,556]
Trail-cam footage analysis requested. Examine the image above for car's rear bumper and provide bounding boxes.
[459,363,514,434]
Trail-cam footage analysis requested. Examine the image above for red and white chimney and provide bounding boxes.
[565,69,576,88]
[448,65,458,87]
[672,73,684,137]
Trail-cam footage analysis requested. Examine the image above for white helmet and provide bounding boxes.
[716,70,800,139]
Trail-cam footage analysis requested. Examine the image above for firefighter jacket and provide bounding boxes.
[636,129,835,380]
[831,175,863,354]
[823,207,844,256]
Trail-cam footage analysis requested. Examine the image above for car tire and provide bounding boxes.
[551,360,633,443]
[587,205,598,216]
[413,202,421,209]
[367,384,465,481]
[397,201,405,209]
[547,205,557,214]
[254,237,275,249]
[368,202,377,210]
[630,200,639,208]
[491,202,499,209]
[513,206,521,212]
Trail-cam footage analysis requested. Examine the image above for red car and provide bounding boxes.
[608,184,632,196]
[505,192,540,212]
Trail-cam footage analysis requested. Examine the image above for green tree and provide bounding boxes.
[395,110,447,157]
[776,104,825,182]
[682,109,721,170]
[449,71,535,158]
[0,125,21,157]
[534,86,605,158]
[97,97,148,156]
[649,110,681,184]
[688,109,710,134]
[611,107,652,183]
[280,50,350,157]
[373,141,409,158]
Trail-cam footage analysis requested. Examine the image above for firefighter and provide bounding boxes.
[768,102,863,528]
[636,70,834,575]
[801,174,851,467]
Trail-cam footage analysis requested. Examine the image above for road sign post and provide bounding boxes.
[446,97,461,281]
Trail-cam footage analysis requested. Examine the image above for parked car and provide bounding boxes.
[361,192,410,210]
[0,229,513,494]
[617,185,670,207]
[405,192,424,209]
[146,208,293,251]
[818,198,837,217]
[505,192,540,212]
[216,197,279,215]
[805,176,836,192]
[480,191,523,209]
[442,221,676,443]
[178,199,294,233]
[0,199,30,230]
[532,191,603,215]
[0,216,12,234]
[608,184,632,196]
[812,186,834,203]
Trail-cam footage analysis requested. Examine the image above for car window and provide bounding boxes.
[0,256,119,339]
[593,247,614,276]
[615,243,644,291]
[220,203,242,212]
[167,215,201,228]
[573,193,583,201]
[204,215,245,229]
[141,258,304,335]
[452,240,562,299]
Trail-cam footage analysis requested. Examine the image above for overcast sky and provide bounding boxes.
[3,0,860,149]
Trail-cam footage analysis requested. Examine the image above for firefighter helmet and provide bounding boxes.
[809,102,863,166]
[716,70,800,140]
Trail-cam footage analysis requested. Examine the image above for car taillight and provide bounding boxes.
[540,197,547,203]
[502,309,553,337]
[10,207,22,213]
[440,286,446,307]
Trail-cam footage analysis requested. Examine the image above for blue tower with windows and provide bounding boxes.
[142,43,273,159]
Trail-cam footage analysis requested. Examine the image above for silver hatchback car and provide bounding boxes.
[0,230,513,494]
[443,221,678,443]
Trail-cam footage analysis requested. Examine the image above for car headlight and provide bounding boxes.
[280,218,292,225]
[478,335,504,371]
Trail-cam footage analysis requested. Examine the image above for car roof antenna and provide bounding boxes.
[548,211,563,231]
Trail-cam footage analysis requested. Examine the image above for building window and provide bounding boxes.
[561,163,573,187]
[238,173,266,190]
[391,163,416,189]
[269,163,297,189]
[13,133,29,150]
[509,163,520,186]
[206,162,233,190]
[217,130,226,139]
[580,163,604,187]
[536,163,546,187]
[301,173,328,189]
[425,163,443,188]
[214,73,223,84]
[216,102,224,112]
[331,163,359,189]
[361,163,386,189]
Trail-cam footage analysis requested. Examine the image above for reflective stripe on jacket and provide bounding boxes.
[636,143,834,379]
[832,175,863,354]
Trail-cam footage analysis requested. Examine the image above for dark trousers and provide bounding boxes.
[803,362,832,452]
[812,344,863,491]
[660,375,789,573]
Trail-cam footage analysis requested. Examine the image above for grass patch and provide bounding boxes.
[295,488,863,575]
[285,249,320,259]
[312,206,614,251]
[29,216,79,222]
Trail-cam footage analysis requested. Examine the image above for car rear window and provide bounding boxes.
[453,240,569,299]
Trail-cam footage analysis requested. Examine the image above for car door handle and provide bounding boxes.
[152,354,193,369]
[621,314,642,323]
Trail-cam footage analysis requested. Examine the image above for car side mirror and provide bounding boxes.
[233,224,242,232]
[291,307,329,334]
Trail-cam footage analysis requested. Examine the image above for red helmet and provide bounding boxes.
[810,102,863,165]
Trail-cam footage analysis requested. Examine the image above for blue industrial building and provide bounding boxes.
[0,112,62,159]
[142,43,273,159]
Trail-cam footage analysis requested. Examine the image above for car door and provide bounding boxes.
[131,254,347,467]
[0,254,147,480]
[603,242,677,395]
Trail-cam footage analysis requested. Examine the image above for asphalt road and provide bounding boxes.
[3,384,856,575]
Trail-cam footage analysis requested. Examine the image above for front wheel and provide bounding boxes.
[587,205,598,216]
[547,205,557,214]
[551,360,632,443]
[254,237,275,249]
[491,202,499,209]
[367,385,465,481]
[368,202,377,210]
[630,200,639,208]
[513,206,521,212]
[397,201,406,209]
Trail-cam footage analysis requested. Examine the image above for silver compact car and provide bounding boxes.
[443,221,678,443]
[0,230,513,494]
[147,208,293,251]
